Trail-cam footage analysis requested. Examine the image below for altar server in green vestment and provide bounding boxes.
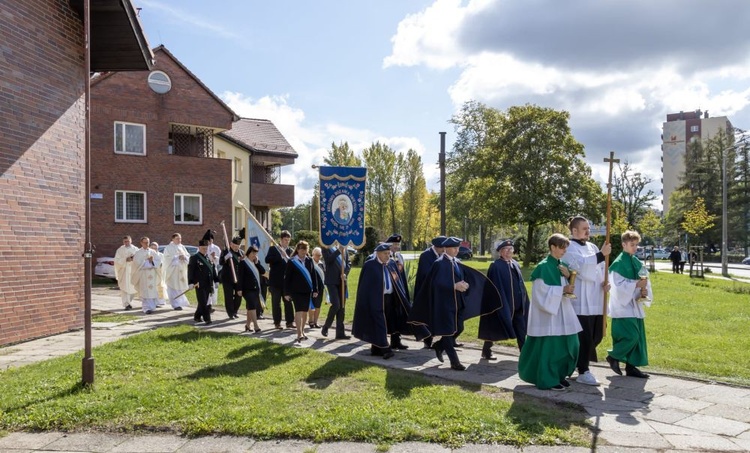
[605,230,653,379]
[518,234,582,391]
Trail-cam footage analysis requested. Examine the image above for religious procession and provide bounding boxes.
[112,165,654,393]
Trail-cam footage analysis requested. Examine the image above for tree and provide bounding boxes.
[729,142,750,253]
[681,197,716,244]
[400,149,426,249]
[362,142,399,236]
[637,210,664,246]
[448,102,604,266]
[324,141,361,167]
[612,160,657,227]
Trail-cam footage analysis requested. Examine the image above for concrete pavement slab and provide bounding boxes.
[663,433,746,451]
[0,432,66,450]
[176,436,255,452]
[248,440,316,452]
[674,413,750,436]
[109,434,189,452]
[42,433,128,452]
[596,431,672,449]
[648,394,714,412]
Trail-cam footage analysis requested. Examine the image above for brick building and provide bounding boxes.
[0,0,152,346]
[89,45,239,258]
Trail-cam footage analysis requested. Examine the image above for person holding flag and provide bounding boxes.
[321,244,351,339]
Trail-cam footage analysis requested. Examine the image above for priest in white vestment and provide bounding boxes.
[149,242,168,306]
[163,233,191,310]
[132,237,161,313]
[114,235,138,310]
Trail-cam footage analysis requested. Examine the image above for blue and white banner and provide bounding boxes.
[246,211,273,266]
[318,166,366,248]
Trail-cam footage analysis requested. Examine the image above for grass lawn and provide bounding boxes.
[0,326,591,448]
[314,259,750,386]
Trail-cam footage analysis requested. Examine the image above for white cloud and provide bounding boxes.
[221,92,430,204]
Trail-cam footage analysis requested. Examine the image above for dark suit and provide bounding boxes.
[265,244,294,326]
[237,258,266,311]
[220,247,243,317]
[188,252,218,323]
[283,256,323,312]
[322,247,350,337]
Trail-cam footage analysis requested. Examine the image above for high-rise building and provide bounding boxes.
[661,110,732,213]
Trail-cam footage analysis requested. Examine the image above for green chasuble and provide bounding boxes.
[530,255,563,286]
[608,251,642,280]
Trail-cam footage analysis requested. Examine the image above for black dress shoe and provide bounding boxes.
[560,378,570,388]
[371,347,383,356]
[382,350,395,360]
[124,305,133,311]
[422,339,433,349]
[204,321,212,325]
[321,326,329,337]
[286,323,296,329]
[606,356,622,375]
[481,352,496,360]
[454,342,464,348]
[434,344,445,363]
[335,335,351,340]
[625,365,650,379]
[174,306,183,311]
[392,343,409,350]
[451,363,466,371]
[145,310,153,314]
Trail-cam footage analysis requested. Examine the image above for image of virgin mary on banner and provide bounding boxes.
[318,166,366,248]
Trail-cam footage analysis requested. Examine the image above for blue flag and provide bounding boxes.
[318,166,366,248]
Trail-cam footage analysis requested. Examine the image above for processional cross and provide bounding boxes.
[602,151,619,333]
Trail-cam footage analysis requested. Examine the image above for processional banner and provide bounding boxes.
[318,166,366,248]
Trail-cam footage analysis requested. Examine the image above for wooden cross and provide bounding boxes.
[602,151,619,333]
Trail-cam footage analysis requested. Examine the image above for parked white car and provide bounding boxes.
[94,245,198,279]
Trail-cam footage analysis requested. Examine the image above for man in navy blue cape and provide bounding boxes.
[409,237,503,370]
[352,243,412,359]
[412,235,446,349]
[480,239,530,360]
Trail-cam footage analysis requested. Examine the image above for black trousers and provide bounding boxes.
[270,286,294,326]
[194,288,212,322]
[577,314,604,373]
[672,262,681,273]
[323,284,346,337]
[512,308,527,351]
[222,281,242,317]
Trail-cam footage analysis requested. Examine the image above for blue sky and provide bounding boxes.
[135,0,750,208]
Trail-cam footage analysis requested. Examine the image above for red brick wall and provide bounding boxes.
[89,50,234,258]
[0,1,86,345]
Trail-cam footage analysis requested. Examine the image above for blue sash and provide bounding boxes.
[291,256,313,291]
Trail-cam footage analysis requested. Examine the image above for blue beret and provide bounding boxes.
[385,234,402,243]
[375,243,391,252]
[431,236,447,247]
[496,240,513,251]
[441,236,461,247]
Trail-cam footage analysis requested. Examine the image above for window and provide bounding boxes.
[690,125,700,132]
[234,207,243,230]
[174,194,202,224]
[115,191,146,223]
[234,157,243,182]
[114,121,146,155]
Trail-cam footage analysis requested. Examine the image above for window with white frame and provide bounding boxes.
[115,190,146,222]
[690,125,700,132]
[234,157,243,182]
[174,194,202,224]
[234,207,243,230]
[114,121,146,155]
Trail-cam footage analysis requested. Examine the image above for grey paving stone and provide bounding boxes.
[305,441,377,452]
[588,414,655,433]
[452,444,525,452]
[110,434,189,452]
[674,413,750,436]
[637,407,692,424]
[176,435,255,452]
[663,434,745,451]
[732,437,750,452]
[597,431,672,449]
[43,433,129,452]
[248,440,316,452]
[648,394,713,412]
[0,432,66,450]
[387,442,450,452]
[699,402,750,423]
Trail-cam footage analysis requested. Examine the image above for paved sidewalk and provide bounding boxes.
[1,287,749,452]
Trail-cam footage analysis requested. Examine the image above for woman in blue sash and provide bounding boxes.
[283,241,323,343]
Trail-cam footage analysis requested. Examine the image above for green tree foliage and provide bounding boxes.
[637,210,664,246]
[400,149,426,249]
[324,141,362,167]
[612,160,657,228]
[448,101,604,266]
[663,189,692,245]
[362,142,399,236]
[682,197,716,240]
[729,142,750,252]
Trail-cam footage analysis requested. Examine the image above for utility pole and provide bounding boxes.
[439,132,446,236]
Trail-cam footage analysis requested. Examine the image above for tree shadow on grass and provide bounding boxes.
[180,338,306,380]
[3,381,88,413]
[506,391,592,445]
[304,355,481,399]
